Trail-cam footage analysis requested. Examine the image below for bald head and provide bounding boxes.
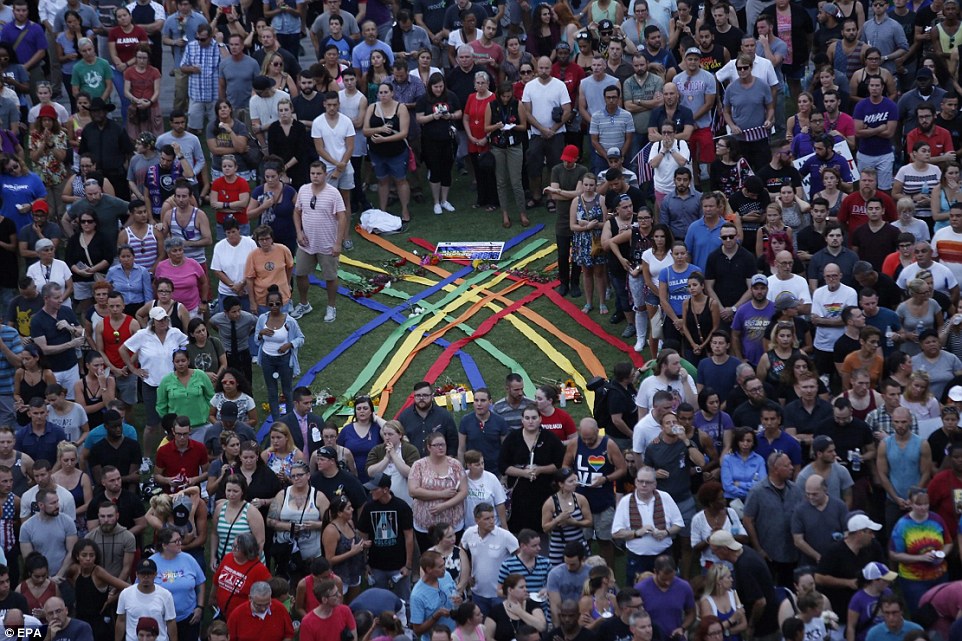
[579,417,600,444]
[776,250,793,264]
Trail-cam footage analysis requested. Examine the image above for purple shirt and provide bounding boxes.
[731,301,775,367]
[0,21,47,66]
[853,96,898,156]
[848,588,892,641]
[635,576,695,635]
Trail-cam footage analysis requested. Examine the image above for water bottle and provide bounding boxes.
[752,471,759,483]
[851,448,861,472]
[885,325,894,349]
[917,320,924,339]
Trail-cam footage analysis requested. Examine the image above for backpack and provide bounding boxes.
[590,377,614,430]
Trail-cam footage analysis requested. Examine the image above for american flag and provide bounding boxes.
[740,126,770,142]
[634,142,654,184]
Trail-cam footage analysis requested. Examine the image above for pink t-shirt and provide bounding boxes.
[295,183,345,255]
[154,257,206,312]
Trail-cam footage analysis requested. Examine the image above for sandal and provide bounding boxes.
[527,198,541,209]
[582,304,593,313]
[599,304,609,315]
[520,216,530,227]
[503,219,512,228]
[546,200,557,213]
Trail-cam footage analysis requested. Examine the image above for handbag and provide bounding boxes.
[242,132,263,170]
[407,146,417,173]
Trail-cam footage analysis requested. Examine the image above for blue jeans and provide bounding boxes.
[472,593,503,618]
[215,221,251,242]
[899,576,943,615]
[370,567,412,603]
[260,352,293,421]
[113,68,129,125]
[626,551,657,585]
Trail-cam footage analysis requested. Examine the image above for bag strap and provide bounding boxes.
[221,558,259,616]
[218,501,247,562]
[11,26,30,53]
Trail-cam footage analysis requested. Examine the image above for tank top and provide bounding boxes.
[148,300,185,332]
[547,494,587,566]
[74,572,111,638]
[19,580,57,614]
[276,487,322,558]
[574,435,615,510]
[764,348,800,387]
[937,22,960,57]
[843,389,878,421]
[65,474,88,535]
[339,90,367,156]
[453,625,487,641]
[884,434,922,500]
[332,523,365,585]
[103,315,135,370]
[16,374,47,427]
[124,225,159,269]
[685,299,714,354]
[82,377,105,428]
[368,103,406,158]
[705,592,743,641]
[70,172,87,199]
[590,0,618,23]
[216,501,256,564]
[856,71,882,99]
[169,207,206,263]
[834,40,865,78]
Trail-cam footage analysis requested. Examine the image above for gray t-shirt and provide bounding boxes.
[789,495,849,566]
[155,131,206,173]
[796,462,854,504]
[723,78,773,134]
[20,513,76,574]
[219,55,261,111]
[579,74,619,121]
[547,563,590,605]
[310,9,360,40]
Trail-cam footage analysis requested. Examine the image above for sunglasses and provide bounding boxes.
[721,234,736,240]
[310,195,317,209]
[267,301,281,307]
[736,65,750,70]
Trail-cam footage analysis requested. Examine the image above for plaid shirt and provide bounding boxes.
[866,406,920,436]
[180,40,221,103]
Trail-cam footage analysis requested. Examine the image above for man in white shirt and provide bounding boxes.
[522,56,571,204]
[612,465,684,584]
[312,91,356,252]
[634,349,697,417]
[811,262,857,383]
[767,250,813,314]
[461,502,519,615]
[209,219,257,312]
[633,390,674,458]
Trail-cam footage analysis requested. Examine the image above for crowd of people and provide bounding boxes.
[3,0,962,639]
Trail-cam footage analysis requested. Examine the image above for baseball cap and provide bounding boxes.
[750,274,768,287]
[847,514,882,533]
[862,562,897,581]
[556,42,571,50]
[598,19,614,30]
[364,472,392,491]
[148,306,169,321]
[684,47,701,58]
[219,401,239,420]
[561,144,580,163]
[252,75,276,91]
[918,67,934,78]
[34,238,54,251]
[31,199,49,214]
[949,386,962,402]
[136,558,158,574]
[607,146,622,158]
[318,446,338,460]
[821,2,840,15]
[775,294,799,311]
[709,530,743,551]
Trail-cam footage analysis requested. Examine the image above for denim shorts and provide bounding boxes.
[369,149,408,180]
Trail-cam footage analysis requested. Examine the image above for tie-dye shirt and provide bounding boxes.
[890,512,949,581]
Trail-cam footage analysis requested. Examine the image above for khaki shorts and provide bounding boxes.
[584,506,615,541]
[295,247,338,280]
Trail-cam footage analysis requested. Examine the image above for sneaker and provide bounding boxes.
[324,306,337,323]
[634,339,645,353]
[609,310,623,323]
[434,203,442,215]
[368,183,378,193]
[342,239,354,251]
[622,324,636,338]
[290,302,313,319]
[441,201,456,212]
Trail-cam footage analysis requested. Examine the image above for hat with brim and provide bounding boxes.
[709,530,743,551]
[87,97,116,112]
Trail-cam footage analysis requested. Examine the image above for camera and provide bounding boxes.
[586,376,607,392]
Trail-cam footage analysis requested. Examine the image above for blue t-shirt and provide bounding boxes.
[150,551,206,621]
[731,302,775,367]
[411,573,457,641]
[696,356,742,405]
[458,411,509,474]
[659,264,699,316]
[0,173,46,230]
[866,621,923,641]
[853,97,898,156]
[351,40,394,74]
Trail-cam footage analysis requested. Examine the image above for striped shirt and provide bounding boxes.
[295,183,344,255]
[589,107,634,153]
[497,553,552,591]
[0,326,23,396]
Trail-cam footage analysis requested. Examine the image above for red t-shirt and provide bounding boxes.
[109,25,149,64]
[123,64,161,101]
[928,468,962,539]
[154,438,209,490]
[227,598,294,641]
[836,190,897,236]
[211,175,251,224]
[215,555,272,617]
[540,407,577,441]
[299,604,356,641]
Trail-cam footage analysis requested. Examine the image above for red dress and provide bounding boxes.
[19,580,56,615]
[464,92,496,154]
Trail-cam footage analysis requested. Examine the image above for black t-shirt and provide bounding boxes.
[705,246,756,307]
[648,104,696,135]
[816,538,884,614]
[490,600,543,641]
[356,495,413,571]
[814,418,875,480]
[6,295,44,338]
[869,273,904,311]
[0,218,16,290]
[928,428,961,469]
[88,437,143,488]
[936,113,962,153]
[85,488,147,531]
[0,591,29,619]
[733,546,779,636]
[29,307,80,372]
[416,91,462,141]
[293,92,325,124]
[796,225,828,259]
[606,381,638,439]
[755,164,803,196]
[833,334,861,364]
[311,469,368,511]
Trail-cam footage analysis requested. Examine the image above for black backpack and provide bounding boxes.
[589,377,614,429]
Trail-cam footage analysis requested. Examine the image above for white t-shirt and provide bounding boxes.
[632,413,663,457]
[27,101,70,124]
[249,89,292,132]
[521,77,571,137]
[447,27,481,51]
[896,261,959,293]
[649,139,691,193]
[210,235,257,296]
[310,113,357,173]
[117,585,177,641]
[634,372,697,413]
[641,249,673,288]
[767,273,813,306]
[892,217,930,243]
[715,56,778,88]
[464,471,507,527]
[20,484,76,519]
[46,401,89,443]
[811,283,857,352]
[931,226,962,286]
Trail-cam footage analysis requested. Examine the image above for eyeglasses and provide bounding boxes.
[637,479,656,485]
[290,473,306,479]
[267,301,281,307]
[429,442,446,448]
[168,539,183,545]
[520,69,534,75]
